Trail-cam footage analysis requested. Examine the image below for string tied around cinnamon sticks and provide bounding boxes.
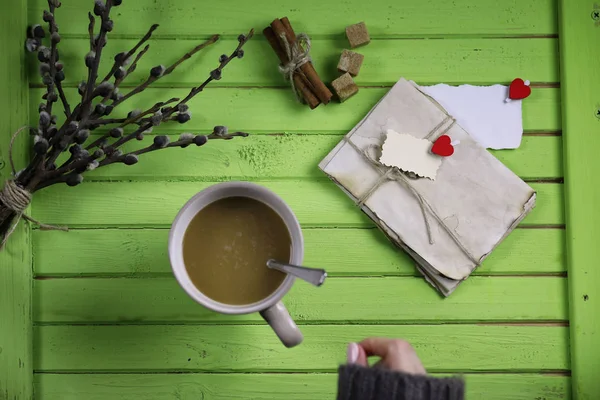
[264,18,332,109]
[0,126,68,250]
[278,32,312,103]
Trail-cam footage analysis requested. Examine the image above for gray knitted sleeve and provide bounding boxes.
[337,365,465,400]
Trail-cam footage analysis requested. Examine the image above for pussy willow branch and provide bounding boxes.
[55,81,71,118]
[48,31,253,187]
[48,8,71,118]
[100,130,249,167]
[101,30,253,154]
[23,4,109,183]
[4,0,253,248]
[40,29,253,188]
[34,129,249,191]
[90,28,203,123]
[87,12,95,52]
[43,1,59,118]
[18,0,252,196]
[85,97,180,149]
[96,26,157,108]
[119,97,180,127]
[18,0,65,185]
[40,1,115,173]
[99,44,150,106]
[111,35,219,108]
[180,33,251,105]
[101,24,158,83]
[85,118,128,126]
[80,0,113,120]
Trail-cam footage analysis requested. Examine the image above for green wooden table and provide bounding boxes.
[1,0,599,398]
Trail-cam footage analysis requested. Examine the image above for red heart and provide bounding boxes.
[431,135,454,157]
[509,78,531,100]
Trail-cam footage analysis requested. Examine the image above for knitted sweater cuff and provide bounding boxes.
[337,365,465,400]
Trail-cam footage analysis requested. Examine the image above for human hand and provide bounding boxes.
[346,337,427,375]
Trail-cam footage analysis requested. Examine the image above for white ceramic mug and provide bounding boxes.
[169,181,304,348]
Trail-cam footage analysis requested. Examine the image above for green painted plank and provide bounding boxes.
[33,277,567,324]
[27,0,557,37]
[32,228,565,276]
[29,87,562,133]
[0,0,32,398]
[0,225,32,400]
[72,135,561,180]
[33,373,571,400]
[30,38,559,87]
[524,87,562,132]
[558,1,600,399]
[529,183,564,225]
[31,182,563,227]
[34,325,569,372]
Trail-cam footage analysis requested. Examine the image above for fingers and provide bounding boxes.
[355,343,368,366]
[359,337,401,357]
[347,342,368,367]
[347,338,427,375]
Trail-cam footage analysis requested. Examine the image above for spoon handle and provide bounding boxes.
[267,259,327,287]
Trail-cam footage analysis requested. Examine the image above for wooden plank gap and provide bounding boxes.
[477,322,569,327]
[518,224,565,229]
[524,131,563,136]
[50,33,560,40]
[33,320,569,327]
[42,130,562,138]
[31,370,570,376]
[30,224,567,230]
[37,83,561,89]
[526,178,564,183]
[31,368,572,374]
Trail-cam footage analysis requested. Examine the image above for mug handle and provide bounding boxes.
[260,301,303,348]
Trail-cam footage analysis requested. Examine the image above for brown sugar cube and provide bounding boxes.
[337,49,365,76]
[332,73,359,102]
[345,22,370,48]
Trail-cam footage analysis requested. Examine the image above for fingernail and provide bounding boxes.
[347,342,359,364]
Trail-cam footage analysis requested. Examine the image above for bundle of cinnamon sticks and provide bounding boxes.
[263,17,332,109]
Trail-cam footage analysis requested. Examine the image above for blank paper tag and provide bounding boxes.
[380,130,442,180]
[419,83,523,150]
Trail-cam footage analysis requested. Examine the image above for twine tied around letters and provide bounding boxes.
[0,126,68,249]
[342,117,481,265]
[278,33,312,103]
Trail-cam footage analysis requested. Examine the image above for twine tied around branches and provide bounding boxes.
[0,126,68,249]
[278,33,312,103]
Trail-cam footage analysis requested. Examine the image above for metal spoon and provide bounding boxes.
[267,259,327,287]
